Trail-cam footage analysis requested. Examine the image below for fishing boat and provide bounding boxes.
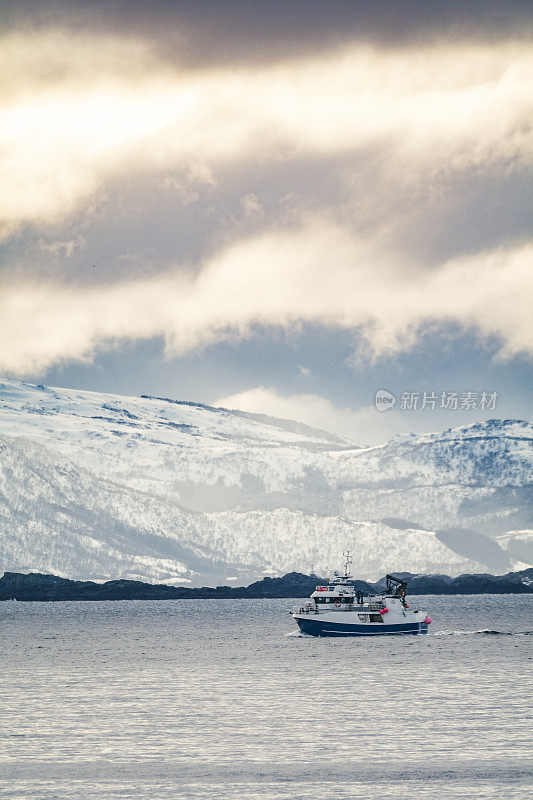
[292,553,431,636]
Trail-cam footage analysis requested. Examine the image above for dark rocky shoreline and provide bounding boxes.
[1,568,532,601]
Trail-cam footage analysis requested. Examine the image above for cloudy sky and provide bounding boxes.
[1,0,532,443]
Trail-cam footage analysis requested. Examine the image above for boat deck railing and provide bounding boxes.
[292,602,383,615]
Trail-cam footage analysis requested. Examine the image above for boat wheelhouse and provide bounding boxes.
[292,553,431,636]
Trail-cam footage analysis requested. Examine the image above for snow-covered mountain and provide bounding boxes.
[0,379,531,584]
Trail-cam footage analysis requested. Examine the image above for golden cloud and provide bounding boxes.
[1,32,531,226]
[1,219,531,374]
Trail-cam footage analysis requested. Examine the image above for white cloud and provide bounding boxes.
[1,32,531,226]
[215,387,407,445]
[1,218,531,375]
[38,235,86,258]
[241,193,264,219]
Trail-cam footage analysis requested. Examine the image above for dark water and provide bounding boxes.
[1,595,532,799]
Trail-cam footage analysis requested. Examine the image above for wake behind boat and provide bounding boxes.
[292,553,431,636]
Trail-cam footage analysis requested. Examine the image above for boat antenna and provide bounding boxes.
[343,550,352,578]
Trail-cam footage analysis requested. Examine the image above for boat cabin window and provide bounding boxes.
[315,596,353,604]
[369,613,384,623]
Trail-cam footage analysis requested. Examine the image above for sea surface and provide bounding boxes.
[1,595,532,800]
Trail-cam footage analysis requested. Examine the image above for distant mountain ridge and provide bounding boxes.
[0,379,531,584]
[141,395,353,446]
[1,568,531,602]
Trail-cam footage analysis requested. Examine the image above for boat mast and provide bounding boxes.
[342,550,352,579]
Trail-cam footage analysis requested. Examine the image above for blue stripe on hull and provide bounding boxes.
[295,617,428,637]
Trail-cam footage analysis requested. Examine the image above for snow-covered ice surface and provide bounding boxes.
[0,379,531,584]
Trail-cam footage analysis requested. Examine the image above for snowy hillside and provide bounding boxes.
[0,433,494,584]
[0,379,531,583]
